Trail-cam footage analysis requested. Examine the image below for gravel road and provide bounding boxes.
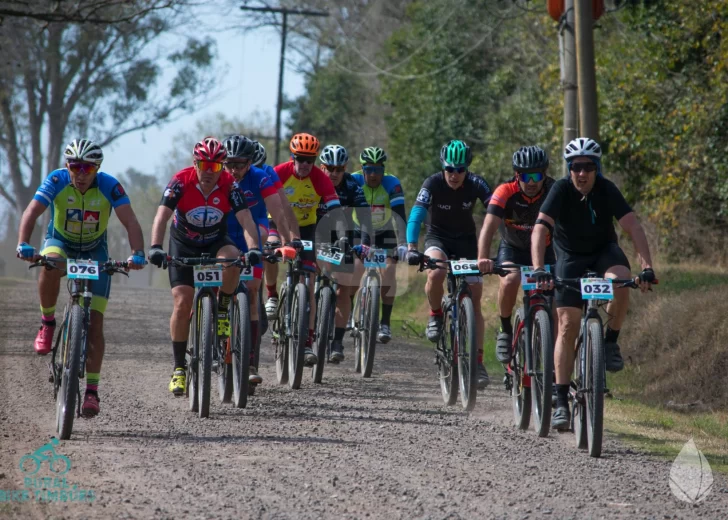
[1,280,725,519]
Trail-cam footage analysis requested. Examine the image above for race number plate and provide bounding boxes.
[364,249,387,269]
[300,240,313,251]
[521,265,551,290]
[67,259,99,280]
[194,265,223,287]
[239,265,254,281]
[580,278,614,300]
[450,259,479,275]
[317,249,344,266]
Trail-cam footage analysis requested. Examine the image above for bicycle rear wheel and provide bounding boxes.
[56,304,82,440]
[531,309,553,437]
[198,296,214,418]
[288,282,309,389]
[586,319,605,457]
[439,300,458,406]
[274,285,289,385]
[511,308,531,430]
[232,292,251,408]
[313,286,333,383]
[457,297,478,411]
[361,276,380,378]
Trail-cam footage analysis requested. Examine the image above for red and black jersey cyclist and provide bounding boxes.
[406,139,493,389]
[148,137,261,396]
[265,133,349,367]
[477,145,557,364]
[316,144,373,363]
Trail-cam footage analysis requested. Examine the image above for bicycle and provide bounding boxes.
[503,264,555,437]
[554,272,657,457]
[351,248,388,378]
[163,253,255,417]
[418,254,498,411]
[29,256,129,440]
[312,243,343,383]
[266,242,312,390]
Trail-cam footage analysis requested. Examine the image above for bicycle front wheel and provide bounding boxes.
[313,286,333,384]
[457,297,478,412]
[288,282,309,389]
[232,292,251,408]
[353,286,363,373]
[197,296,214,418]
[274,284,289,385]
[511,308,531,430]
[56,304,82,440]
[439,301,458,406]
[531,309,553,437]
[361,276,380,378]
[586,319,605,457]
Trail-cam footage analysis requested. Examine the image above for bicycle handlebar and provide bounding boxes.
[417,254,517,277]
[164,253,259,269]
[29,256,131,276]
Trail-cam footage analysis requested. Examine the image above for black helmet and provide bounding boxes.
[223,135,256,160]
[512,145,549,171]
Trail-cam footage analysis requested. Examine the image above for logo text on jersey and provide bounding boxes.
[185,207,224,227]
[416,188,431,204]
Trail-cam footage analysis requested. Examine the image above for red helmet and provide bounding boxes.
[193,136,227,162]
[289,133,320,157]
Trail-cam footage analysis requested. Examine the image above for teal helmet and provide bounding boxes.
[440,140,472,168]
[359,146,387,165]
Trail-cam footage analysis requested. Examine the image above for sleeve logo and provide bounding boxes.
[111,183,126,201]
[416,188,431,204]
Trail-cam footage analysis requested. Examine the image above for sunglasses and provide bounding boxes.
[225,160,251,170]
[323,165,345,173]
[519,172,544,183]
[196,160,223,173]
[570,162,597,173]
[363,165,385,175]
[67,162,99,175]
[444,166,467,174]
[293,155,316,164]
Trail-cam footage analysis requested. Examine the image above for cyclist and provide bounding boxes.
[317,144,373,362]
[265,133,347,366]
[148,137,261,396]
[406,140,493,389]
[351,146,408,344]
[16,138,146,417]
[531,137,656,429]
[222,135,296,385]
[477,145,556,364]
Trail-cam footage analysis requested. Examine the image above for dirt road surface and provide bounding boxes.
[1,280,726,519]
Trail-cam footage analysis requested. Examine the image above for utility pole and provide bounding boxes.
[574,0,599,141]
[560,0,578,175]
[239,5,329,165]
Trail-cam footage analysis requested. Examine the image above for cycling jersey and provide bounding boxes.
[33,169,130,251]
[227,166,277,250]
[160,166,248,246]
[539,176,632,255]
[316,173,371,246]
[260,163,282,190]
[487,176,555,250]
[351,172,405,230]
[274,161,340,226]
[408,171,492,242]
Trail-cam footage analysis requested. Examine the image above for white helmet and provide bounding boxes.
[319,144,349,167]
[64,138,104,165]
[564,137,602,161]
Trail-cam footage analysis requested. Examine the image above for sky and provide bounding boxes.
[101,21,306,177]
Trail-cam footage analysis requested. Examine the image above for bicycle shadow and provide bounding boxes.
[89,430,358,446]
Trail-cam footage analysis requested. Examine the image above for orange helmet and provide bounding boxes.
[289,133,320,157]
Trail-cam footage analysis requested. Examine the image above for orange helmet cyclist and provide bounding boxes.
[289,133,320,157]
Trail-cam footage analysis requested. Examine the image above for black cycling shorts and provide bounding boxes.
[168,235,237,289]
[424,233,477,261]
[354,225,398,250]
[555,242,631,308]
[497,241,555,267]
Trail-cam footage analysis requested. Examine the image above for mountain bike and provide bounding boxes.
[217,275,253,408]
[418,254,499,411]
[266,242,311,390]
[351,248,387,378]
[555,272,657,457]
[29,256,129,440]
[163,253,254,417]
[312,243,343,383]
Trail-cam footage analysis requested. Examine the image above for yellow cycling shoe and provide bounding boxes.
[169,367,186,396]
[217,316,231,337]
